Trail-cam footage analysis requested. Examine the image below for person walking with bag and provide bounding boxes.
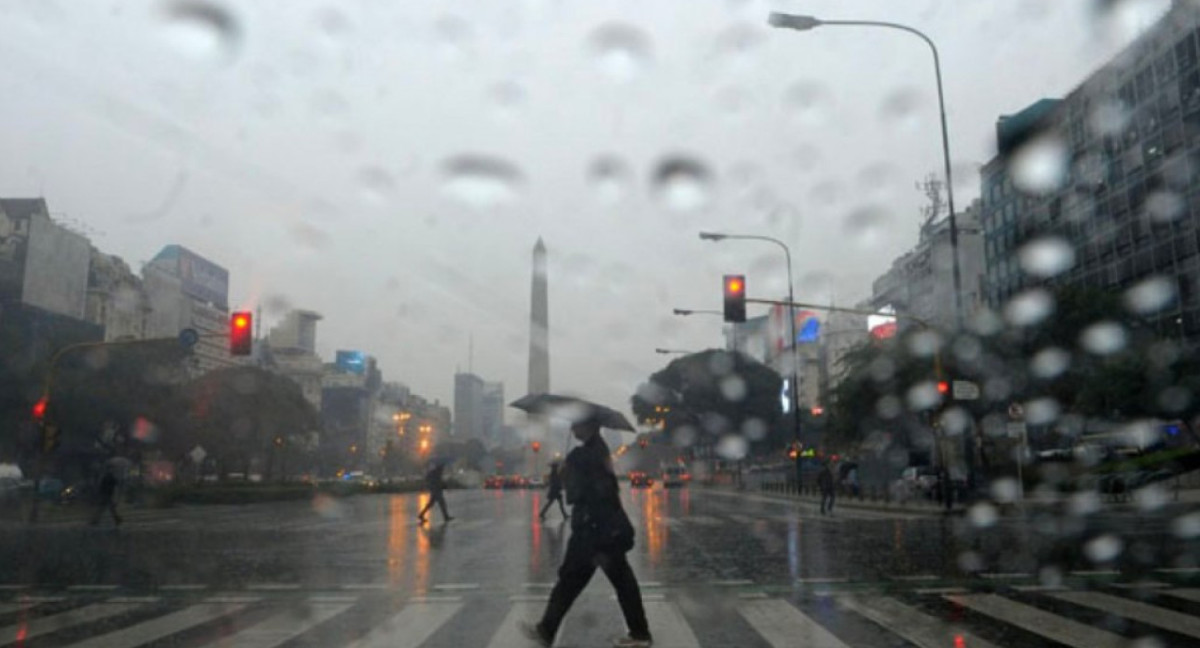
[521,415,652,647]
[417,461,453,523]
[539,462,569,521]
[818,461,836,516]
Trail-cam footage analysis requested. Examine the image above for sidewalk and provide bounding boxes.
[700,482,965,516]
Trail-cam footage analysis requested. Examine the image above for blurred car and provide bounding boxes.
[629,471,654,488]
[503,475,530,489]
[527,477,545,489]
[37,478,66,502]
[484,475,504,489]
[0,477,24,502]
[661,466,687,488]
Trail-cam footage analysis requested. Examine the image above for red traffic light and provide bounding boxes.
[230,311,253,356]
[811,406,824,416]
[32,397,47,421]
[937,381,950,395]
[531,441,541,453]
[723,274,746,323]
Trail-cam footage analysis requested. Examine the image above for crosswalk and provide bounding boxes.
[2,583,1200,647]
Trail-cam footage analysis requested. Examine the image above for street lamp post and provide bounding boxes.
[699,231,802,487]
[655,348,695,355]
[673,309,723,316]
[768,12,965,331]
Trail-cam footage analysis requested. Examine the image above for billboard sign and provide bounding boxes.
[152,245,229,309]
[336,350,367,375]
[868,306,898,340]
[769,305,822,351]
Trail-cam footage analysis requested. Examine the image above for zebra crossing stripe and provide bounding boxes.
[0,600,144,644]
[643,600,701,648]
[1050,590,1200,640]
[739,598,850,648]
[349,598,462,648]
[839,595,999,648]
[947,593,1126,648]
[1164,588,1200,604]
[486,601,544,648]
[213,600,353,648]
[62,599,256,648]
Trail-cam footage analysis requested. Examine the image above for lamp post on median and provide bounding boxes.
[768,12,965,331]
[699,231,803,489]
[672,309,723,317]
[654,348,695,356]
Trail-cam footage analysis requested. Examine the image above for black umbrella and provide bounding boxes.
[509,393,636,432]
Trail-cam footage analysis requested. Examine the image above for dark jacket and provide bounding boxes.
[425,465,446,493]
[547,466,563,495]
[564,434,627,541]
[817,466,834,493]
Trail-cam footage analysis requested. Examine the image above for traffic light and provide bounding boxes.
[723,275,746,323]
[531,441,541,453]
[31,397,47,422]
[230,311,253,355]
[810,406,824,416]
[937,381,950,396]
[43,425,60,454]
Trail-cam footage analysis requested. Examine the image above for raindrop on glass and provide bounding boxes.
[1088,100,1131,136]
[1083,534,1124,563]
[1158,385,1191,413]
[716,434,749,460]
[907,381,941,411]
[719,375,748,402]
[742,418,768,441]
[441,155,524,208]
[783,81,829,125]
[651,157,713,212]
[263,293,292,316]
[875,395,902,420]
[588,157,632,204]
[588,23,653,82]
[991,477,1019,503]
[906,329,943,358]
[1069,490,1101,516]
[1025,398,1061,425]
[1009,135,1069,195]
[672,426,698,448]
[1144,190,1185,222]
[878,86,922,128]
[357,166,395,204]
[968,503,998,528]
[1135,484,1168,512]
[1079,321,1127,355]
[1004,289,1055,327]
[843,205,889,248]
[792,145,822,172]
[1124,275,1176,315]
[1018,237,1075,278]
[1173,512,1200,539]
[160,1,240,64]
[1030,347,1071,379]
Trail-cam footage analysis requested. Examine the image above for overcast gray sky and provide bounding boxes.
[0,0,1169,420]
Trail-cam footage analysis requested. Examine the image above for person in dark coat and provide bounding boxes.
[539,462,569,521]
[417,461,453,523]
[817,461,835,516]
[521,416,652,648]
[89,465,122,527]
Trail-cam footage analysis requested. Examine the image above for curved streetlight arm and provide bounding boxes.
[769,14,964,330]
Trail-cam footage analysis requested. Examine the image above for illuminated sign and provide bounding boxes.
[336,350,367,375]
[868,306,898,340]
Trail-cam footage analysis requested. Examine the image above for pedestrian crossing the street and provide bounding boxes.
[3,582,1200,647]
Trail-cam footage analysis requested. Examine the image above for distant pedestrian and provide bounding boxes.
[817,462,835,516]
[89,465,122,527]
[521,416,652,648]
[539,462,569,521]
[417,461,453,523]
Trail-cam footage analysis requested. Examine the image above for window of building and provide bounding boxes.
[1137,66,1155,102]
[1158,49,1179,85]
[1177,33,1198,71]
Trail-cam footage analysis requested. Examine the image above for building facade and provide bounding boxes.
[264,310,325,411]
[981,2,1200,341]
[142,245,239,376]
[86,249,151,341]
[0,198,90,320]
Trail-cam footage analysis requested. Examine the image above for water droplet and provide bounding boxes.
[869,357,896,382]
[717,434,748,460]
[1025,398,1061,425]
[651,157,713,212]
[310,89,350,117]
[288,221,332,250]
[907,381,941,411]
[160,1,240,64]
[1091,0,1174,45]
[435,15,473,60]
[1069,490,1102,516]
[588,157,632,204]
[878,86,923,128]
[906,330,944,358]
[1174,512,1200,538]
[1084,534,1124,563]
[991,477,1019,503]
[953,335,983,363]
[712,22,764,67]
[441,155,524,208]
[958,551,984,573]
[1018,237,1075,277]
[1009,135,1069,195]
[843,205,889,248]
[792,145,822,172]
[1030,347,1071,379]
[1080,321,1127,355]
[1135,484,1168,512]
[1088,100,1131,136]
[1004,289,1055,327]
[742,418,768,441]
[856,162,898,194]
[810,180,843,207]
[589,23,653,82]
[357,166,395,204]
[1073,151,1109,188]
[263,293,292,316]
[715,85,752,117]
[783,81,829,125]
[1144,190,1185,222]
[1124,276,1176,314]
[720,375,748,402]
[315,7,350,38]
[672,426,698,448]
[1158,385,1191,413]
[969,503,998,528]
[707,352,735,376]
[875,395,902,419]
[488,81,527,115]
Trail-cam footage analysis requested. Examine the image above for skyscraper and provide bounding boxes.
[528,237,550,394]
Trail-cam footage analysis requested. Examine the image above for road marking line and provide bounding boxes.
[889,574,939,581]
[711,579,754,587]
[67,585,119,591]
[1069,570,1120,577]
[796,577,849,584]
[509,594,550,602]
[349,598,462,648]
[980,573,1033,579]
[839,595,999,648]
[341,583,389,591]
[205,595,262,604]
[309,594,359,603]
[0,601,146,644]
[641,581,664,588]
[19,596,67,603]
[740,598,849,648]
[1108,581,1170,589]
[217,601,353,648]
[1165,588,1200,604]
[738,592,769,600]
[109,597,161,604]
[914,587,969,595]
[0,585,29,591]
[610,593,665,602]
[409,595,462,604]
[62,599,256,648]
[433,583,479,591]
[947,593,1125,648]
[247,584,301,591]
[1157,567,1200,574]
[160,584,207,591]
[644,600,701,647]
[1050,590,1200,640]
[1011,585,1068,592]
[486,601,544,648]
[523,583,554,589]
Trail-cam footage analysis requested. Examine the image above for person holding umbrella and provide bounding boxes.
[417,459,453,524]
[539,461,568,521]
[89,462,123,527]
[511,394,651,648]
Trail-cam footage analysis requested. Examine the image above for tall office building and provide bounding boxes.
[528,237,550,395]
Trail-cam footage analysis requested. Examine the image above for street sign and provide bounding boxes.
[189,445,207,464]
[178,328,200,350]
[1006,422,1027,439]
[952,380,980,401]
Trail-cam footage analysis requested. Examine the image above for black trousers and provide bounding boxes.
[540,532,650,640]
[540,492,567,518]
[89,496,120,525]
[820,490,835,514]
[418,491,450,520]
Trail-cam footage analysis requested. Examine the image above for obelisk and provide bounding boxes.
[528,238,550,395]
